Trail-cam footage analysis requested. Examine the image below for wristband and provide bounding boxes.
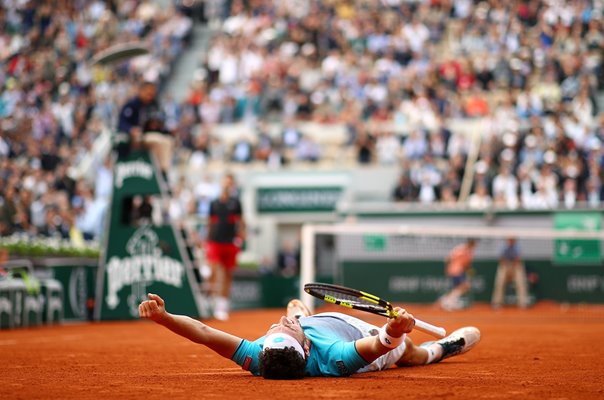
[378,324,405,349]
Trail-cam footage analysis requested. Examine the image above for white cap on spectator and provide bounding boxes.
[301,43,316,57]
[59,82,70,96]
[566,165,579,178]
[501,148,515,162]
[525,135,537,148]
[544,150,557,164]
[475,160,488,174]
[503,132,517,147]
[280,42,299,59]
[259,28,277,45]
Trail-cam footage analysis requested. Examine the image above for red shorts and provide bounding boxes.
[205,241,240,270]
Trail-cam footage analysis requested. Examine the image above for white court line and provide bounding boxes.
[0,334,83,346]
[184,368,242,373]
[193,370,247,376]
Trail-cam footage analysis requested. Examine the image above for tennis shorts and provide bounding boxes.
[319,312,407,373]
[206,241,240,270]
[451,273,467,287]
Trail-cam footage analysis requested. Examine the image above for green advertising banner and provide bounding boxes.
[341,260,604,304]
[257,187,343,213]
[49,263,97,320]
[554,212,602,266]
[363,235,387,252]
[96,151,203,320]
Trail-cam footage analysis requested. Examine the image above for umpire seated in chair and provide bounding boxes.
[116,81,174,179]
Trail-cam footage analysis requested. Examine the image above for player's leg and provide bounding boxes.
[214,243,239,321]
[286,299,311,319]
[439,275,468,310]
[213,263,231,320]
[491,263,507,309]
[394,336,430,366]
[396,327,481,367]
[206,241,228,320]
[447,276,471,310]
[514,262,530,308]
[221,267,234,299]
[205,241,221,295]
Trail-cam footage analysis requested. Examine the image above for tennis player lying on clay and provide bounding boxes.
[139,294,480,379]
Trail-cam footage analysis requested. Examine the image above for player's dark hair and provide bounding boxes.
[258,347,307,380]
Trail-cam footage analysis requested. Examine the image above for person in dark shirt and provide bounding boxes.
[116,81,174,175]
[392,173,417,202]
[276,240,300,277]
[117,81,159,154]
[205,173,245,320]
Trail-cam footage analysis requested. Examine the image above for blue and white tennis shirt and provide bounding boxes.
[232,313,370,377]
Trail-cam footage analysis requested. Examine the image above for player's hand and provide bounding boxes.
[139,293,167,323]
[386,306,415,337]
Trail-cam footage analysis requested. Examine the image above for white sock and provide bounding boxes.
[424,343,444,364]
[214,297,229,313]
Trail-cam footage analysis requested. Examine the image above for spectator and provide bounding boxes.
[392,173,417,202]
[403,130,428,161]
[492,166,519,209]
[355,131,375,164]
[231,135,254,163]
[281,120,302,149]
[194,173,220,218]
[375,131,401,165]
[276,240,300,278]
[295,135,321,163]
[468,183,492,210]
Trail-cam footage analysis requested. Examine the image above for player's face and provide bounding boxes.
[266,316,305,344]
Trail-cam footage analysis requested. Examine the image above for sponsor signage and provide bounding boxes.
[554,212,602,266]
[341,260,604,303]
[96,151,202,320]
[256,187,343,213]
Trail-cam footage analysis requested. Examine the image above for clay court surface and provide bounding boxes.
[2,302,603,400]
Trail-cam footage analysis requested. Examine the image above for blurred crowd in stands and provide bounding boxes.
[1,0,604,244]
[0,0,193,240]
[191,0,604,210]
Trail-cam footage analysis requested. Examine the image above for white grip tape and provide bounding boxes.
[379,324,406,348]
[414,319,447,338]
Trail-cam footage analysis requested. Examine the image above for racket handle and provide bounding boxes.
[414,319,447,338]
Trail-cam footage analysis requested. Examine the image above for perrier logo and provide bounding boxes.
[115,159,153,188]
[105,225,184,310]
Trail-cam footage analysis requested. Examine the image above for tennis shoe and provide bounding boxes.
[213,297,230,321]
[287,299,311,319]
[214,310,229,321]
[425,327,481,362]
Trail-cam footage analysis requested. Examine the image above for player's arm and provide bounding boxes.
[139,293,241,359]
[354,307,415,363]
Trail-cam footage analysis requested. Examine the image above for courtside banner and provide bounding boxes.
[95,151,202,320]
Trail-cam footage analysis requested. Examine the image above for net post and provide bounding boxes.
[300,223,316,312]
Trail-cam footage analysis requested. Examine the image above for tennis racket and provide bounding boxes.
[304,283,446,338]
